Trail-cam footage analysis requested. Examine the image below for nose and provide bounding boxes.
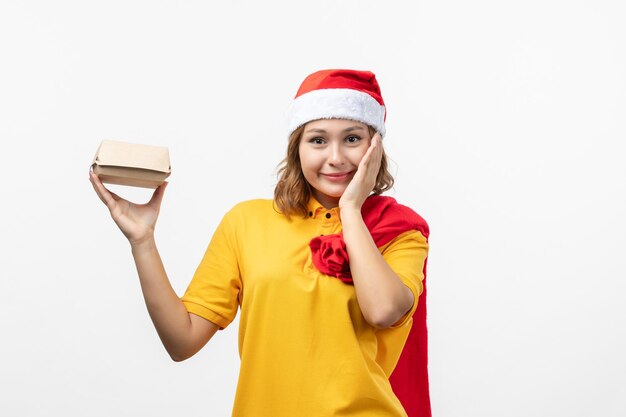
[327,142,346,166]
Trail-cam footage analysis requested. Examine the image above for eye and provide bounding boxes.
[308,137,325,145]
[345,135,361,144]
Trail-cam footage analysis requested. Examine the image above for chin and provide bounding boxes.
[312,187,344,203]
[322,188,346,198]
[325,194,344,204]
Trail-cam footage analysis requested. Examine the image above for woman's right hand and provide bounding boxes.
[89,170,168,246]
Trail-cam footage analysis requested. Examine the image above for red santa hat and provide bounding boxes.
[286,69,387,137]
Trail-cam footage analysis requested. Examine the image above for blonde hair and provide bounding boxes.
[274,124,394,219]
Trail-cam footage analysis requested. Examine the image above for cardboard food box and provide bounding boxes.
[91,140,171,188]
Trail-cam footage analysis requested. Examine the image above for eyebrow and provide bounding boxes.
[303,125,366,134]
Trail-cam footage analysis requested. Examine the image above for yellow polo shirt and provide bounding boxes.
[181,198,428,416]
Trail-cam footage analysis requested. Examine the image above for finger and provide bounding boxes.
[369,134,383,162]
[373,137,384,163]
[89,171,119,208]
[371,133,383,151]
[109,191,122,202]
[360,135,381,168]
[148,181,168,207]
[89,171,108,205]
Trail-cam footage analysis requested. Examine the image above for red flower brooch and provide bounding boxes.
[309,234,353,283]
[307,195,429,285]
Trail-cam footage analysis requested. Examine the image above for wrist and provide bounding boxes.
[339,198,362,211]
[339,206,363,223]
[130,234,156,253]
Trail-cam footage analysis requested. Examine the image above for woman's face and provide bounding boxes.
[299,119,372,208]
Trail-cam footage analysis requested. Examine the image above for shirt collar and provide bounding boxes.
[306,196,341,220]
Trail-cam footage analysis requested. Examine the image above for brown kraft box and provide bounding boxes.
[91,140,171,188]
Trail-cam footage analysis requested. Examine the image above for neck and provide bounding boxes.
[311,190,339,209]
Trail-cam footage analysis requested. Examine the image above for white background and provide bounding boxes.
[1,1,625,416]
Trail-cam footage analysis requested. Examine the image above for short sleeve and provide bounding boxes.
[380,230,429,328]
[181,209,242,330]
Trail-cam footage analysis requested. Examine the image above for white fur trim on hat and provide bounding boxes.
[286,88,386,137]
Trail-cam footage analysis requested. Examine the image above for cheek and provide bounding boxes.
[299,148,322,170]
[351,146,369,165]
[298,152,312,173]
[298,154,318,184]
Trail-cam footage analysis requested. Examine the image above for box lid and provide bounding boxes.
[93,140,171,173]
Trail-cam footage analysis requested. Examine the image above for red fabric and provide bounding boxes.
[309,234,352,283]
[294,69,386,107]
[309,195,431,417]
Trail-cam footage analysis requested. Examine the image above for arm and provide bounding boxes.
[339,134,414,329]
[89,171,218,361]
[340,209,415,329]
[131,237,219,361]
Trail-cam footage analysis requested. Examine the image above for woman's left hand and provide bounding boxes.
[339,132,384,211]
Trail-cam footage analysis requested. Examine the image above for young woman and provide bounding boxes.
[89,69,431,417]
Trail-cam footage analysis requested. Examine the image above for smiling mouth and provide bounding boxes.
[321,172,353,181]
